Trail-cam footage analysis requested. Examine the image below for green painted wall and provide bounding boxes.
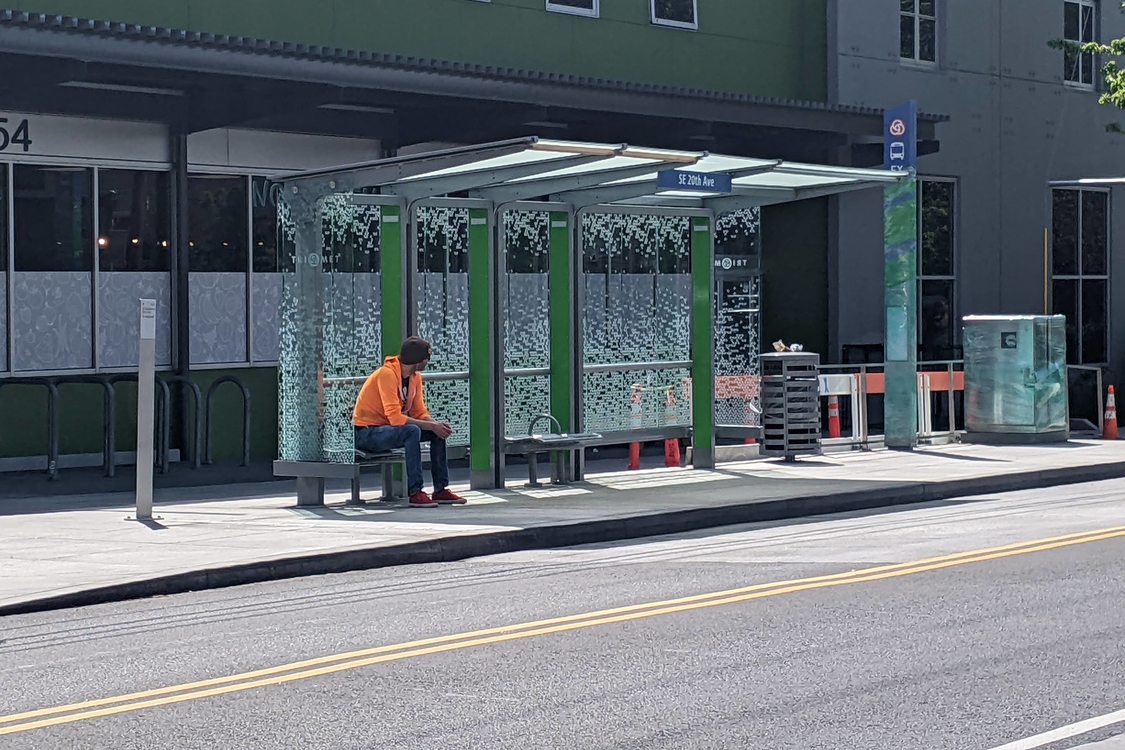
[761,198,829,357]
[0,368,278,463]
[16,0,827,100]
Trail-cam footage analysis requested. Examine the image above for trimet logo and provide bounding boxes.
[889,119,907,137]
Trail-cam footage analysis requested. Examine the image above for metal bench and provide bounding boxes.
[504,414,601,488]
[273,449,407,507]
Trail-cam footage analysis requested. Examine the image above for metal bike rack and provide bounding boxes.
[0,378,61,479]
[51,376,117,478]
[204,375,252,466]
[160,375,203,469]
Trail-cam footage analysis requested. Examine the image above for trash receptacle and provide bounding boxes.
[760,352,822,460]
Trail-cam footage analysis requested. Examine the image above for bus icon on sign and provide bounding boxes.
[889,142,906,161]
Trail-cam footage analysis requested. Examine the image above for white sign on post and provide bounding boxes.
[131,299,158,522]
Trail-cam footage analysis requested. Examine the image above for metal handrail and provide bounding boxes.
[583,360,692,374]
[504,366,552,378]
[204,376,252,466]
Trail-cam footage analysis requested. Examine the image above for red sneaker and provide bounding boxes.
[408,491,437,508]
[432,488,467,505]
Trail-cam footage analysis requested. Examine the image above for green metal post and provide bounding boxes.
[468,207,495,488]
[691,216,715,468]
[883,177,919,448]
[548,212,573,431]
[380,205,405,355]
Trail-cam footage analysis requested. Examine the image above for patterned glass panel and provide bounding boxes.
[251,272,283,363]
[415,205,470,447]
[13,272,93,371]
[277,195,382,463]
[322,198,381,463]
[0,272,6,372]
[503,210,551,437]
[581,213,692,432]
[189,272,247,364]
[714,208,762,427]
[99,272,173,368]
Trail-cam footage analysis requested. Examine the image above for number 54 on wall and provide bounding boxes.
[0,117,32,152]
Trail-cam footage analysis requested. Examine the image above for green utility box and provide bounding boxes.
[962,315,1068,443]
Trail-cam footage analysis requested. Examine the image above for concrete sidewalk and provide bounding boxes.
[4,440,1125,615]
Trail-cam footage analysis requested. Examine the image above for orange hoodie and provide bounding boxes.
[352,356,432,428]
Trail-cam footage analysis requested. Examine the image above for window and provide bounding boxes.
[1052,189,1108,364]
[546,0,597,17]
[1063,0,1096,86]
[252,176,295,272]
[0,164,7,273]
[917,179,956,360]
[13,165,93,271]
[98,170,171,272]
[651,0,697,30]
[188,175,248,272]
[900,0,937,63]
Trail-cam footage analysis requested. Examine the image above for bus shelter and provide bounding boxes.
[275,138,905,490]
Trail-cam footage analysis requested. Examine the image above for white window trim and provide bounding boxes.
[1063,0,1097,89]
[650,0,698,30]
[546,0,598,18]
[900,0,938,65]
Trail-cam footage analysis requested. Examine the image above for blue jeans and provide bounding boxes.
[354,424,448,496]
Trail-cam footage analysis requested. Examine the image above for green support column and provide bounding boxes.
[468,207,495,488]
[548,212,573,431]
[691,216,715,468]
[883,178,919,449]
[379,205,406,354]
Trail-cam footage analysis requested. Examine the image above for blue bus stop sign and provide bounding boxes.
[657,170,733,193]
[883,100,918,173]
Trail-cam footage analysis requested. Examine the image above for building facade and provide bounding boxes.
[0,0,940,470]
[829,0,1125,395]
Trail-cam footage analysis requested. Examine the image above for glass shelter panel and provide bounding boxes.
[415,205,471,447]
[502,210,551,438]
[277,195,383,463]
[713,208,762,427]
[321,197,382,462]
[581,213,692,434]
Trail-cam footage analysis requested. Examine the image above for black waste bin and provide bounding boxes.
[760,352,822,461]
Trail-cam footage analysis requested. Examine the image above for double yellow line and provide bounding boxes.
[2,525,1122,736]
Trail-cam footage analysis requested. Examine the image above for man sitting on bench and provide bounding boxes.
[353,336,465,508]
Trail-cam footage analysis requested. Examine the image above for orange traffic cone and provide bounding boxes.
[1104,386,1119,440]
[664,387,681,467]
[628,384,643,470]
[827,395,842,439]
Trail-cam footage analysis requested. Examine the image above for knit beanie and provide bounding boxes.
[399,336,433,365]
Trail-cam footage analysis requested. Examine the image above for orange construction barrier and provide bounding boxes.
[663,387,681,467]
[1104,385,1118,440]
[827,395,841,439]
[628,384,643,470]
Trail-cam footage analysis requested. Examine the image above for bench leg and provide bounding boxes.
[526,452,543,488]
[348,475,364,506]
[296,476,325,507]
[381,464,397,501]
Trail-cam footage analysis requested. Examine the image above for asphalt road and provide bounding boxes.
[1,480,1122,749]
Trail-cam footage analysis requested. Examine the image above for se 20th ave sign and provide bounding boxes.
[656,169,733,193]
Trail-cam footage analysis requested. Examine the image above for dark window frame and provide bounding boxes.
[650,0,698,30]
[546,0,598,18]
[916,176,957,360]
[1063,0,1097,87]
[1052,187,1109,365]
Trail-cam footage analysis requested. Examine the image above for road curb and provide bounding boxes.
[5,459,1125,616]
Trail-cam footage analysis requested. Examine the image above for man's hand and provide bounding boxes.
[425,420,453,440]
